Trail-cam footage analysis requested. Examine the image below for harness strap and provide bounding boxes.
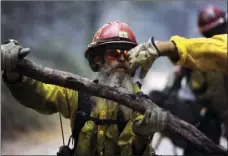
[77,111,127,125]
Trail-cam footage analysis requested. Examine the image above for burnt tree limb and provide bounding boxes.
[15,59,226,154]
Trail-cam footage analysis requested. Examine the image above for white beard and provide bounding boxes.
[94,65,135,120]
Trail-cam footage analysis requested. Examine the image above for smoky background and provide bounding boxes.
[1,1,227,155]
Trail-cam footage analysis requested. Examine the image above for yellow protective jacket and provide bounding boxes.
[170,34,227,74]
[170,34,228,120]
[3,76,153,156]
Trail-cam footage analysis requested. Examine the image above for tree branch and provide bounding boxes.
[15,59,226,154]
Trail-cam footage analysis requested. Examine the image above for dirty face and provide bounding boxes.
[95,48,133,91]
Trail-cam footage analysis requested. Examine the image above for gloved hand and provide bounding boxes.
[133,106,167,136]
[127,37,160,79]
[1,39,30,71]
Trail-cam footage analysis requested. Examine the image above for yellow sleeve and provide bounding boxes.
[3,76,78,118]
[170,34,228,74]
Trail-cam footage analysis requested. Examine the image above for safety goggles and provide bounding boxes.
[106,49,129,60]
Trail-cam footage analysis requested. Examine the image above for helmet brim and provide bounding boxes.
[85,40,137,59]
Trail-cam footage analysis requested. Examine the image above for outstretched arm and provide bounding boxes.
[161,34,227,74]
[128,34,227,79]
[1,39,78,118]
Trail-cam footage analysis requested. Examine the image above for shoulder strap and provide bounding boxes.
[72,91,92,150]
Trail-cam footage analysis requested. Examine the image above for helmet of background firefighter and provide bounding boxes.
[84,21,138,71]
[197,5,227,38]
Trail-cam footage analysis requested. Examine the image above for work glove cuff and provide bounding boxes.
[147,37,161,57]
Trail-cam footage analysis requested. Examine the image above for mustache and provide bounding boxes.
[112,63,129,72]
[98,63,129,78]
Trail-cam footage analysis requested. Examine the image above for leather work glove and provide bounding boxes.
[127,37,160,79]
[1,39,30,71]
[133,105,167,136]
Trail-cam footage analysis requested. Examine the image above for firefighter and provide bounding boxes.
[127,6,227,77]
[1,21,167,156]
[154,6,227,151]
[184,6,227,150]
[127,6,227,143]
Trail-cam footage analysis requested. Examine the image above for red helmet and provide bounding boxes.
[85,21,138,71]
[198,5,226,34]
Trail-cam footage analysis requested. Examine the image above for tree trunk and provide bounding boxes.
[15,59,226,154]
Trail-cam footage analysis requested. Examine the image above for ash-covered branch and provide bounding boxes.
[15,59,226,154]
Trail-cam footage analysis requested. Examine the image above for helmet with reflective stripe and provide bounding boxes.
[85,21,138,71]
[198,5,226,37]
